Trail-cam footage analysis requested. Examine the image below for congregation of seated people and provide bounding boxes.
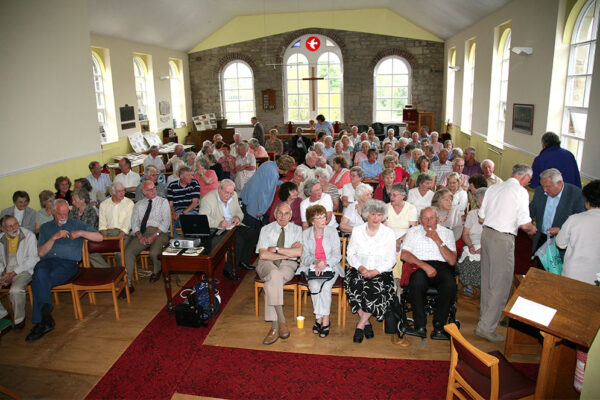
[1,124,598,349]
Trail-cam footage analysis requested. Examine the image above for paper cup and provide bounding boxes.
[296,316,305,329]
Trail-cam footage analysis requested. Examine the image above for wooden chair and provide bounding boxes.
[254,274,298,320]
[298,237,347,326]
[444,323,535,400]
[136,219,174,280]
[0,285,33,314]
[0,384,19,399]
[72,237,130,320]
[51,271,82,320]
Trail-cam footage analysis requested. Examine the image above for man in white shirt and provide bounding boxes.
[401,207,457,340]
[481,159,503,186]
[255,203,302,345]
[166,144,186,169]
[382,128,399,149]
[86,161,112,196]
[98,183,134,238]
[143,145,166,172]
[476,164,537,342]
[113,158,141,194]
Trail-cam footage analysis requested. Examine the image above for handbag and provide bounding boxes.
[303,270,336,295]
[534,235,563,275]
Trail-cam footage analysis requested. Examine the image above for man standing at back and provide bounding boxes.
[251,117,265,146]
[531,132,581,188]
[476,164,537,342]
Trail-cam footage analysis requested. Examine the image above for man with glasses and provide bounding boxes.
[135,166,167,201]
[143,145,166,172]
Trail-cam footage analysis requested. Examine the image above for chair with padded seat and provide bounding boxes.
[73,237,130,320]
[51,270,83,320]
[254,274,298,320]
[372,122,385,140]
[0,285,33,315]
[444,323,536,400]
[298,237,347,326]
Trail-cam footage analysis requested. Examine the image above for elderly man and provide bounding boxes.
[200,180,259,280]
[25,200,102,342]
[167,167,200,230]
[234,142,256,193]
[439,157,469,190]
[382,128,399,149]
[114,158,141,194]
[401,207,457,340]
[124,181,171,290]
[143,145,166,172]
[255,202,303,345]
[99,183,134,238]
[251,116,265,145]
[462,147,483,176]
[212,133,223,145]
[529,168,585,267]
[481,159,502,186]
[135,166,167,201]
[230,133,243,156]
[361,148,383,178]
[410,132,421,149]
[296,151,318,182]
[349,125,361,148]
[86,161,112,195]
[0,216,39,330]
[1,191,36,233]
[531,132,581,189]
[341,166,365,209]
[167,144,186,169]
[476,164,538,342]
[289,127,311,163]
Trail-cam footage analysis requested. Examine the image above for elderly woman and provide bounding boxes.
[313,142,326,159]
[35,190,55,234]
[218,143,236,180]
[268,181,303,227]
[74,177,101,206]
[193,157,219,197]
[457,187,487,295]
[444,139,454,157]
[68,189,98,229]
[322,136,335,159]
[385,183,417,246]
[367,128,380,149]
[330,155,351,189]
[341,166,365,209]
[353,140,371,166]
[315,167,339,211]
[298,205,343,337]
[184,151,197,168]
[265,129,284,155]
[54,176,73,205]
[406,148,424,175]
[374,168,395,203]
[340,183,373,233]
[410,155,437,188]
[340,134,354,155]
[446,172,468,216]
[407,173,434,215]
[345,199,396,343]
[234,142,256,192]
[398,143,415,169]
[291,168,307,199]
[300,179,337,230]
[380,155,409,185]
[432,188,463,241]
[431,131,443,153]
[249,138,268,158]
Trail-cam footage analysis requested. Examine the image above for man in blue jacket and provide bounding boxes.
[530,132,581,189]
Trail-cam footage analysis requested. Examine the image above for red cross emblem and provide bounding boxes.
[306,36,320,51]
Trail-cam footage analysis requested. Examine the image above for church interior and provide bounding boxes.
[1,0,600,398]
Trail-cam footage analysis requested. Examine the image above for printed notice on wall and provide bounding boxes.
[509,296,557,327]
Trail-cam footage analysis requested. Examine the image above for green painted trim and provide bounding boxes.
[563,0,588,44]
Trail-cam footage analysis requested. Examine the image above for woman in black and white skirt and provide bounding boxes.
[345,199,396,343]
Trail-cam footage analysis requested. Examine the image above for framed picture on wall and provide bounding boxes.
[512,104,534,135]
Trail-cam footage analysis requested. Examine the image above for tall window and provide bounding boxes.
[461,40,476,132]
[497,32,511,143]
[488,25,511,145]
[284,34,344,122]
[562,0,598,164]
[221,61,255,125]
[373,56,411,123]
[446,48,456,123]
[169,59,186,128]
[133,56,148,121]
[92,54,107,143]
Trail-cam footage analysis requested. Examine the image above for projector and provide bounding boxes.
[170,237,202,249]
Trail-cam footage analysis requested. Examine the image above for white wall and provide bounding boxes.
[0,0,100,176]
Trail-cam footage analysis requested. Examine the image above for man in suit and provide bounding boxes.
[251,116,265,146]
[1,191,36,233]
[199,179,258,281]
[530,132,581,189]
[529,168,586,265]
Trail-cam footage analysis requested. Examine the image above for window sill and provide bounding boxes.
[484,140,504,150]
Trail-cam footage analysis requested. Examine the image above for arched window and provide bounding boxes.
[133,56,148,121]
[169,59,186,127]
[446,48,456,123]
[92,53,108,142]
[488,25,511,145]
[562,0,598,164]
[373,56,411,123]
[284,34,344,122]
[461,40,476,132]
[221,61,255,125]
[496,31,511,143]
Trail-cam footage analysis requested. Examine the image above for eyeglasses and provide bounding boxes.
[312,214,327,220]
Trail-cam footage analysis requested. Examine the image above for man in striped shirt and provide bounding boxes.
[167,167,200,233]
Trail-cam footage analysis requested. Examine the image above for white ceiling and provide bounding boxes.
[87,0,511,52]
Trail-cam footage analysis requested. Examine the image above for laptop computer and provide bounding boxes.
[179,214,217,239]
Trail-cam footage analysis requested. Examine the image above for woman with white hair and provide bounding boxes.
[300,179,337,230]
[314,142,325,159]
[353,140,371,166]
[340,183,373,233]
[315,167,339,211]
[234,142,256,192]
[345,199,396,343]
[457,187,487,296]
[248,138,268,158]
[431,131,443,153]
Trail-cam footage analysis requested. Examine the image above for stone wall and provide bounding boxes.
[189,28,444,132]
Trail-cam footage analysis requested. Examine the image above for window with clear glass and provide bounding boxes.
[133,57,148,121]
[373,56,411,123]
[221,61,255,125]
[284,34,344,122]
[496,32,511,144]
[461,41,476,132]
[446,48,456,123]
[562,0,598,164]
[92,54,107,142]
[169,60,186,128]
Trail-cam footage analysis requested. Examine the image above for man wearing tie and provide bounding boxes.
[123,181,171,295]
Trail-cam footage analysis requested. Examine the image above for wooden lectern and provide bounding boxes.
[502,268,600,399]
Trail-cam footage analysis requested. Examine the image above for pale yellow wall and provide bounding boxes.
[190,8,442,52]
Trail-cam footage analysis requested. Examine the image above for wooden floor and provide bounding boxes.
[0,271,539,399]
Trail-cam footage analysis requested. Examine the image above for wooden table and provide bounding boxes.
[502,268,600,399]
[189,128,235,149]
[160,228,236,315]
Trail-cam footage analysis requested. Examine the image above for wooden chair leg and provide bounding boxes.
[53,292,59,304]
[342,293,347,327]
[293,288,298,319]
[0,384,20,399]
[337,292,342,326]
[254,284,260,317]
[74,290,84,321]
[27,286,33,311]
[111,285,120,320]
[297,287,303,317]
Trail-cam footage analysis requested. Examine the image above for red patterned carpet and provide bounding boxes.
[87,256,538,400]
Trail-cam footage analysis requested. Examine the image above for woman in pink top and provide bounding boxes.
[249,138,268,158]
[330,155,351,189]
[193,157,219,196]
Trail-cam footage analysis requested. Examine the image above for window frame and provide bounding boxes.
[446,48,457,123]
[133,56,149,122]
[372,55,412,124]
[220,60,256,126]
[461,40,476,132]
[169,59,186,128]
[92,53,108,143]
